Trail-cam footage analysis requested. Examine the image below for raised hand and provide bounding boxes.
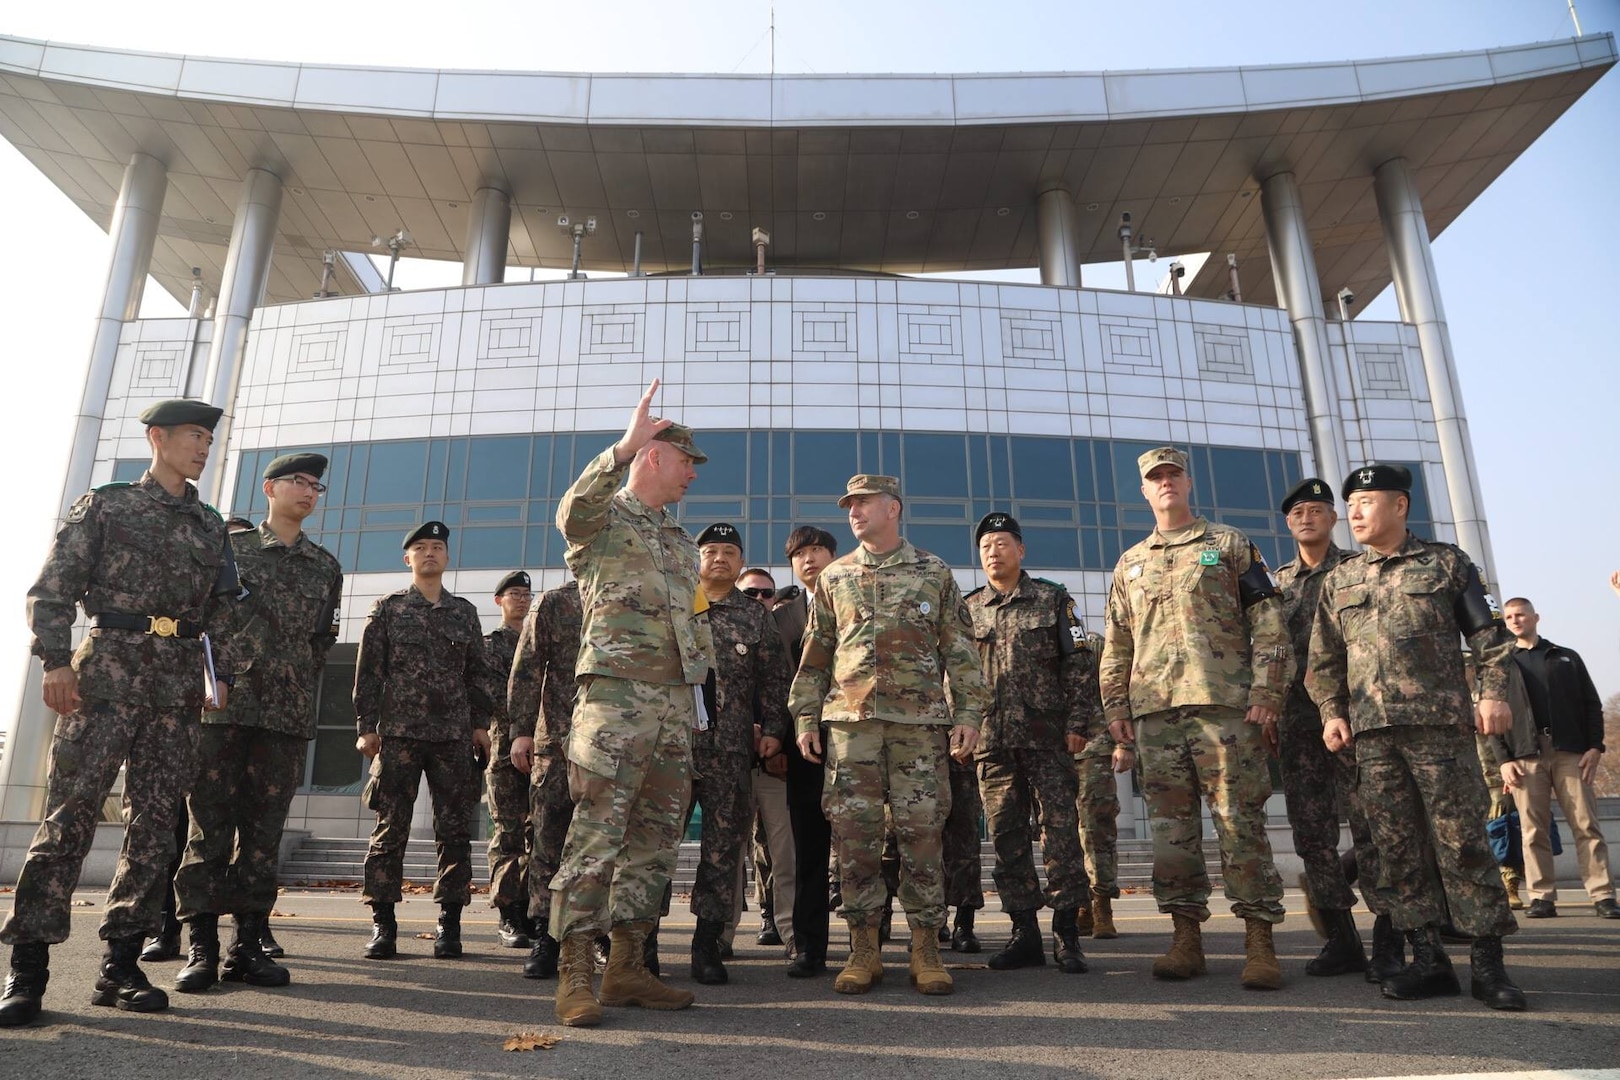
[613,379,674,464]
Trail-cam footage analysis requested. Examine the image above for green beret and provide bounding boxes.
[263,452,328,482]
[696,522,743,551]
[975,512,1022,544]
[403,520,450,549]
[652,422,708,464]
[139,399,223,431]
[495,570,531,595]
[1280,477,1335,515]
[1341,463,1413,500]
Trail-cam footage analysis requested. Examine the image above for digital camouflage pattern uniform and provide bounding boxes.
[508,581,584,930]
[1306,533,1517,937]
[549,446,713,940]
[788,540,989,930]
[1100,517,1290,924]
[1075,632,1119,899]
[966,573,1095,913]
[175,521,342,920]
[354,585,494,908]
[484,623,530,912]
[941,760,985,914]
[3,473,237,945]
[687,588,792,924]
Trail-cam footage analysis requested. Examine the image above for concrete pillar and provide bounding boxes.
[1034,187,1083,287]
[1374,157,1497,581]
[461,186,510,286]
[1260,172,1353,543]
[198,167,283,506]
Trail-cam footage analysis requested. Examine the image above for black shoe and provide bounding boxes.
[496,904,531,949]
[434,905,463,959]
[786,952,827,978]
[757,912,783,947]
[92,937,168,1012]
[364,904,398,960]
[989,909,1045,970]
[174,916,220,993]
[1596,899,1620,920]
[140,913,182,963]
[1366,913,1405,984]
[0,943,49,1028]
[1380,927,1460,1000]
[951,908,981,954]
[878,903,893,945]
[222,914,290,987]
[1525,899,1557,919]
[938,910,951,943]
[1306,909,1369,977]
[644,926,662,977]
[1469,935,1526,1011]
[258,922,286,959]
[691,918,728,985]
[523,933,559,979]
[1051,908,1088,974]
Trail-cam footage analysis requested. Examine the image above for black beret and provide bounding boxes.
[696,522,743,551]
[1280,477,1335,515]
[495,570,531,595]
[1341,463,1413,500]
[975,512,1022,544]
[139,398,223,431]
[403,520,450,549]
[263,452,329,482]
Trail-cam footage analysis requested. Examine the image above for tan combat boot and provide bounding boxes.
[1151,912,1207,979]
[1091,893,1118,939]
[1074,906,1094,935]
[908,921,954,995]
[1501,868,1524,911]
[554,932,603,1028]
[1240,918,1284,990]
[834,921,883,995]
[598,921,694,1010]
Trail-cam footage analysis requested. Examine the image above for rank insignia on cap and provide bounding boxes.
[1359,468,1374,485]
[735,642,748,655]
[696,522,743,551]
[402,520,451,549]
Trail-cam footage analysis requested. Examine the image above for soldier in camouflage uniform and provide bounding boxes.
[1100,447,1290,990]
[1307,463,1525,1011]
[965,513,1095,975]
[484,570,534,950]
[940,759,984,951]
[1073,627,1130,939]
[684,524,792,984]
[508,578,583,980]
[172,453,342,995]
[789,474,989,998]
[1,399,238,1027]
[549,381,714,1027]
[1271,477,1374,979]
[353,521,495,962]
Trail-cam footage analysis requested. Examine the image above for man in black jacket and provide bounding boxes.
[1499,598,1618,920]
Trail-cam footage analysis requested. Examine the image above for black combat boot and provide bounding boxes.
[690,917,728,985]
[647,924,665,976]
[951,907,981,953]
[1306,908,1369,977]
[939,908,952,943]
[524,931,560,979]
[1051,908,1089,974]
[258,921,286,959]
[786,946,827,978]
[92,937,168,1012]
[173,914,220,993]
[988,909,1045,970]
[878,899,894,945]
[223,914,290,987]
[757,902,782,947]
[434,904,464,959]
[1366,912,1404,984]
[0,943,49,1028]
[364,903,398,960]
[140,910,182,963]
[1469,936,1526,1011]
[497,903,531,949]
[1380,926,1461,1000]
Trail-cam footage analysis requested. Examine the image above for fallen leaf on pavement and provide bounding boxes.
[270,910,295,918]
[504,1032,560,1052]
[70,900,95,907]
[414,932,436,940]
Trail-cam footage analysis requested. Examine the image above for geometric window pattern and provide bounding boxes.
[1000,310,1064,365]
[1356,344,1411,398]
[1193,324,1254,382]
[1100,317,1160,368]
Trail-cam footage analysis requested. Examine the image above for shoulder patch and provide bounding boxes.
[65,492,97,524]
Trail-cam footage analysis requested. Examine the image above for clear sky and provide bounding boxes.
[0,0,1616,730]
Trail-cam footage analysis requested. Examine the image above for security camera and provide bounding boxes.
[1169,261,1186,279]
[584,216,598,234]
[1337,286,1356,308]
[691,211,704,222]
[1120,211,1131,225]
[556,214,570,229]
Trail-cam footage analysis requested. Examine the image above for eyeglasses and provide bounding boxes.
[741,587,776,599]
[275,476,328,494]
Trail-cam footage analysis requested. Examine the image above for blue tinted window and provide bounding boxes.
[907,524,971,567]
[458,526,524,569]
[1011,437,1073,501]
[904,434,968,498]
[697,431,748,494]
[467,436,530,501]
[794,432,857,494]
[528,435,553,498]
[356,531,405,572]
[366,441,427,504]
[1209,447,1271,511]
[1021,526,1081,569]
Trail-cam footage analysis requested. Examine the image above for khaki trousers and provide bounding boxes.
[1511,733,1616,903]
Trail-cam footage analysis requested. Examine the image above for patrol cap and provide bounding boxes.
[975,512,1022,544]
[1280,477,1335,515]
[1137,446,1189,478]
[696,522,743,552]
[785,525,838,559]
[263,452,329,482]
[495,570,531,595]
[139,398,223,431]
[651,422,708,465]
[838,474,902,508]
[403,520,450,549]
[1341,463,1413,500]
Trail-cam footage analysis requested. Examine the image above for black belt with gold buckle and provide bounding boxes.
[89,613,202,638]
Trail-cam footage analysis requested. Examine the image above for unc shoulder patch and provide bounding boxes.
[65,493,95,524]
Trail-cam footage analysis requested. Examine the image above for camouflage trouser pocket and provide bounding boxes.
[363,753,383,812]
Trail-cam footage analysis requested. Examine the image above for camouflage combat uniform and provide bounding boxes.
[354,585,494,908]
[549,447,713,940]
[941,760,985,913]
[687,588,792,924]
[966,573,1095,914]
[1274,543,1377,913]
[3,473,237,945]
[484,623,530,912]
[1074,632,1119,899]
[175,521,342,919]
[1306,533,1517,937]
[1100,517,1290,924]
[509,581,584,930]
[788,541,988,930]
